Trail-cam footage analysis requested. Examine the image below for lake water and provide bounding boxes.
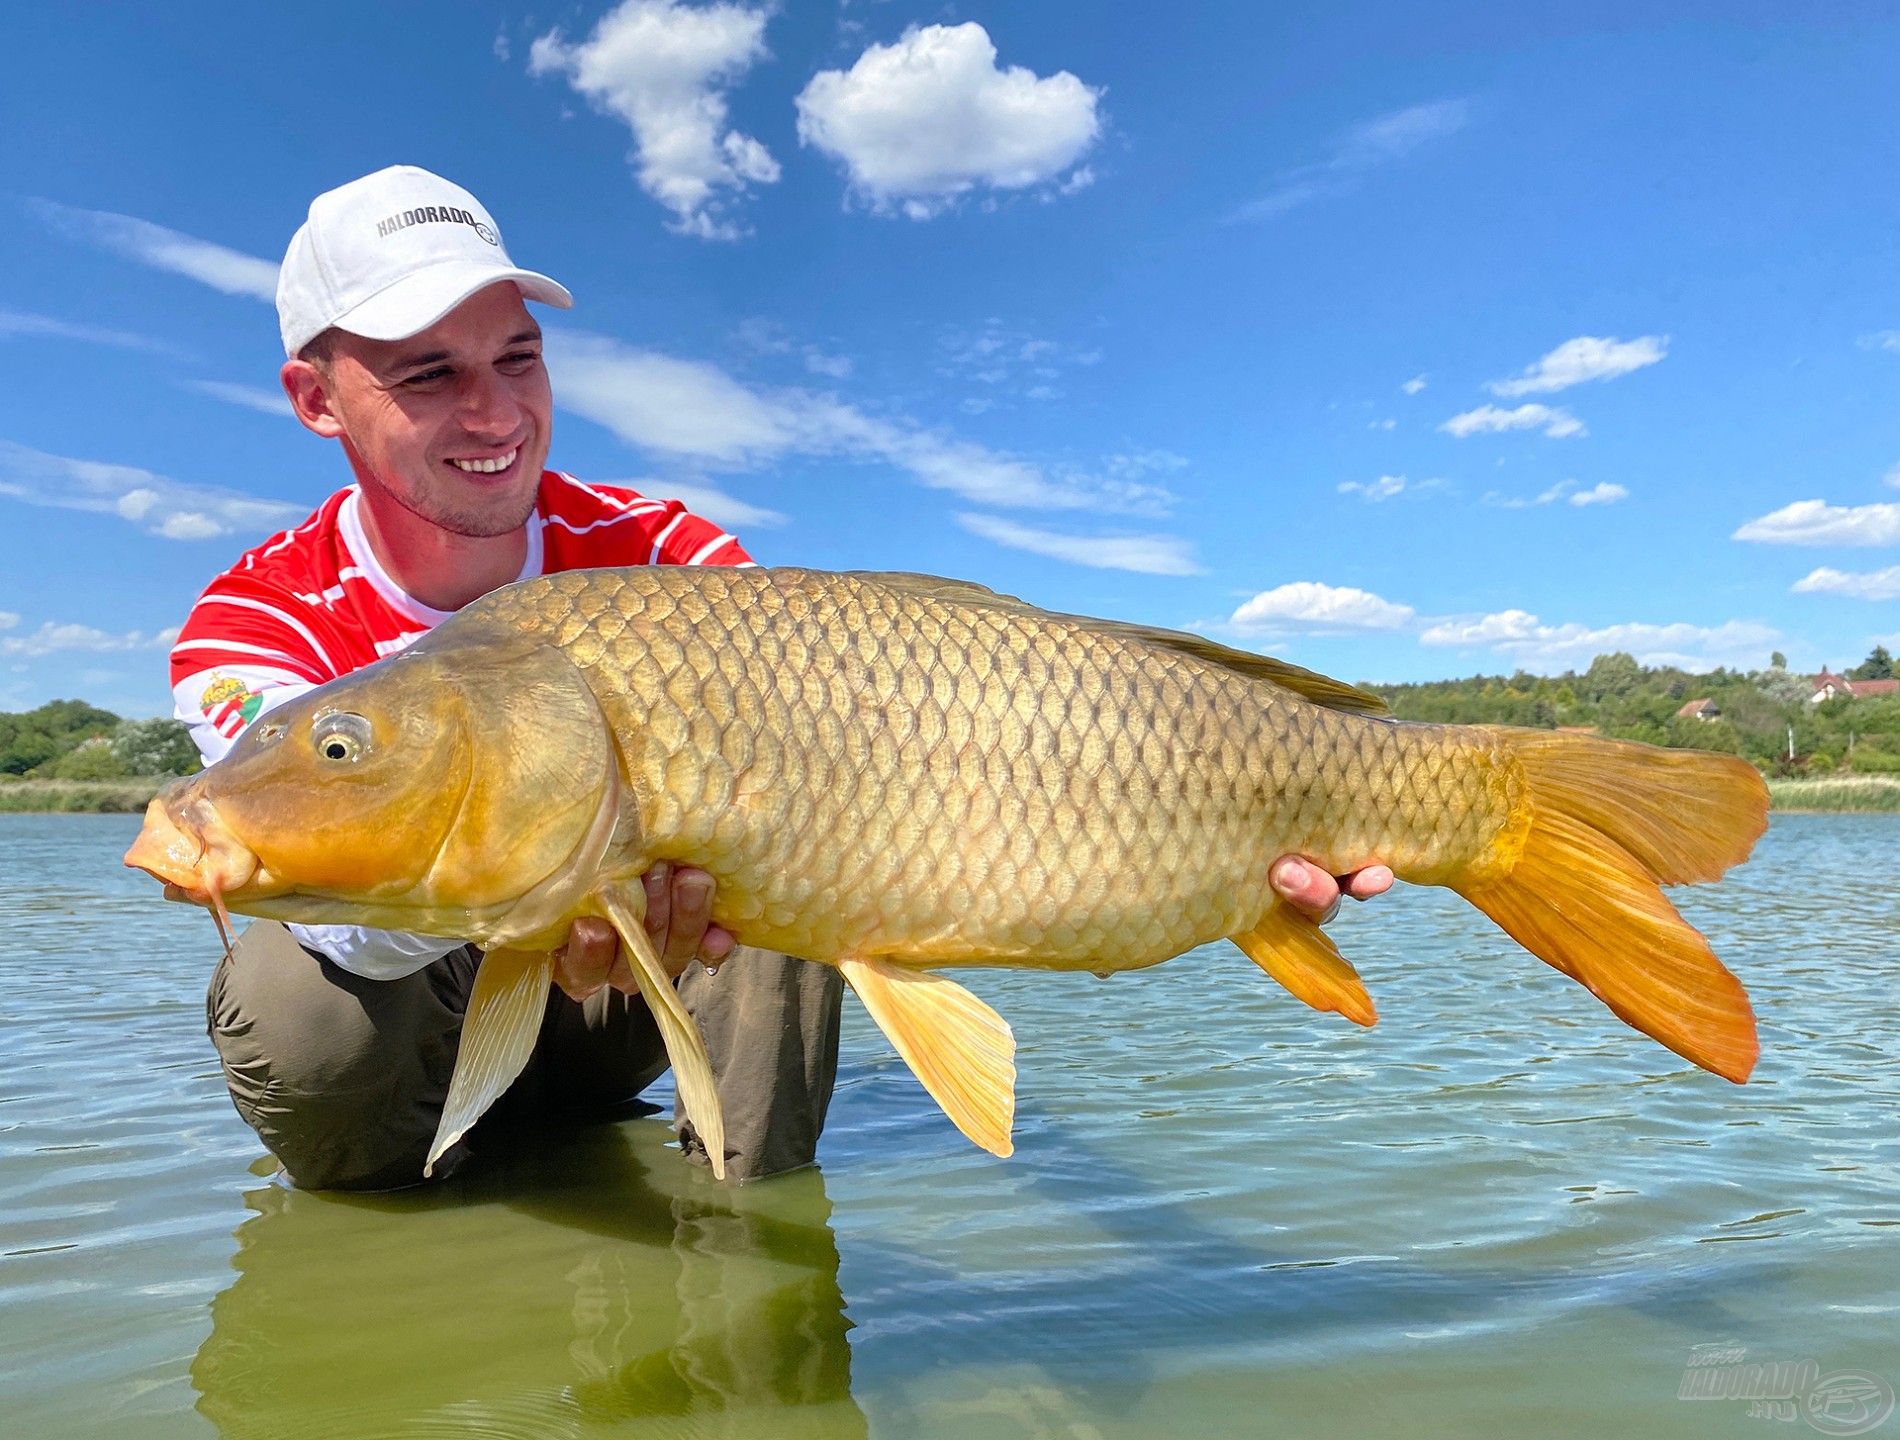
[1,813,1894,1439]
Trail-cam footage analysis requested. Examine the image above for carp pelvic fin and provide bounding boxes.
[1456,730,1764,1083]
[599,884,729,1180]
[1232,905,1377,1027]
[426,947,554,1177]
[838,955,1017,1157]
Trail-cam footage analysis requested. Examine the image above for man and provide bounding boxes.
[171,165,1389,1191]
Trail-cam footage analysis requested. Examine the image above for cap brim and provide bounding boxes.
[329,260,573,343]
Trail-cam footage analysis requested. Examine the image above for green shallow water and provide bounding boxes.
[1,813,1895,1438]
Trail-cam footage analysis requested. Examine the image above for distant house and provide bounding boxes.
[1676,698,1721,721]
[1809,671,1900,704]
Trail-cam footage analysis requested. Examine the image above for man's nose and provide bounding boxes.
[456,367,521,437]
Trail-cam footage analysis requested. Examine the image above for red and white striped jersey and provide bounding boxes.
[171,471,752,761]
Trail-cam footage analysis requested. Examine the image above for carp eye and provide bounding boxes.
[312,712,373,764]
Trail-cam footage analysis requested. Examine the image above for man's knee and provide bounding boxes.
[677,948,844,1181]
[206,922,472,1190]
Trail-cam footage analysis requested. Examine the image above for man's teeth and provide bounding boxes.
[449,448,518,474]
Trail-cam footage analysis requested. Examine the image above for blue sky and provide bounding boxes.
[3,1,1898,718]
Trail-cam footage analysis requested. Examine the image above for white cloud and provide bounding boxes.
[1343,100,1472,162]
[156,512,227,540]
[955,513,1200,575]
[547,328,1171,514]
[185,379,295,418]
[1566,481,1627,507]
[1440,403,1586,439]
[551,332,791,462]
[1791,565,1900,601]
[1338,474,1407,501]
[1419,609,1778,671]
[796,23,1102,218]
[1486,478,1625,508]
[1234,99,1469,220]
[1487,335,1668,397]
[1732,499,1900,547]
[0,307,181,357]
[530,0,779,241]
[938,320,1103,398]
[1229,582,1415,635]
[1858,331,1900,353]
[0,441,304,541]
[1401,374,1427,395]
[733,317,855,379]
[31,199,278,301]
[0,621,179,658]
[0,612,18,631]
[1885,463,1900,490]
[1103,449,1187,481]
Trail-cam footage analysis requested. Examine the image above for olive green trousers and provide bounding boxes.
[206,921,843,1190]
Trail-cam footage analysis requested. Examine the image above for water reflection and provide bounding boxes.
[191,1119,864,1439]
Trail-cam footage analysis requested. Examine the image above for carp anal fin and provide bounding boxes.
[427,947,553,1177]
[1232,905,1377,1028]
[598,884,729,1180]
[838,955,1017,1157]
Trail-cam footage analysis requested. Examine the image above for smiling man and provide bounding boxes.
[169,165,1386,1192]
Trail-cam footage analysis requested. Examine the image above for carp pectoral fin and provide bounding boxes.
[1232,906,1377,1028]
[598,884,728,1181]
[426,947,553,1177]
[837,956,1017,1157]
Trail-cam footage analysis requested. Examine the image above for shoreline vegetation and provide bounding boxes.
[0,778,171,813]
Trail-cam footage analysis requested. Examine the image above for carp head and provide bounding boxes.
[124,627,625,947]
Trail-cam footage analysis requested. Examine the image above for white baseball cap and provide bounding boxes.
[276,165,572,357]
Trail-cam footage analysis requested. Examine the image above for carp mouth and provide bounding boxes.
[124,785,269,950]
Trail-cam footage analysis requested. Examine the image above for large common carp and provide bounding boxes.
[126,567,1767,1179]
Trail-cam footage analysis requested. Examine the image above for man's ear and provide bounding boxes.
[281,359,346,438]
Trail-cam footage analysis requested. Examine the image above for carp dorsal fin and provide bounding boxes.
[1083,622,1391,716]
[837,570,1391,718]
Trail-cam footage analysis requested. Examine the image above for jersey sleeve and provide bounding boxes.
[169,582,464,981]
[642,497,755,567]
[170,573,338,764]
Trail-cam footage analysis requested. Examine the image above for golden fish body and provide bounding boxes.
[127,567,1767,1177]
[494,567,1506,971]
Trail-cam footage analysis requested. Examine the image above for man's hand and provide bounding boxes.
[1270,857,1394,924]
[550,863,737,1001]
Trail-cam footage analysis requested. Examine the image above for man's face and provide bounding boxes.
[282,283,553,539]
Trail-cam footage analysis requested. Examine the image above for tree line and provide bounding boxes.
[1369,646,1900,775]
[0,700,200,780]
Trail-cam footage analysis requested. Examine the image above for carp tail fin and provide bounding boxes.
[1455,731,1765,1083]
[838,956,1017,1157]
[427,947,552,1177]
